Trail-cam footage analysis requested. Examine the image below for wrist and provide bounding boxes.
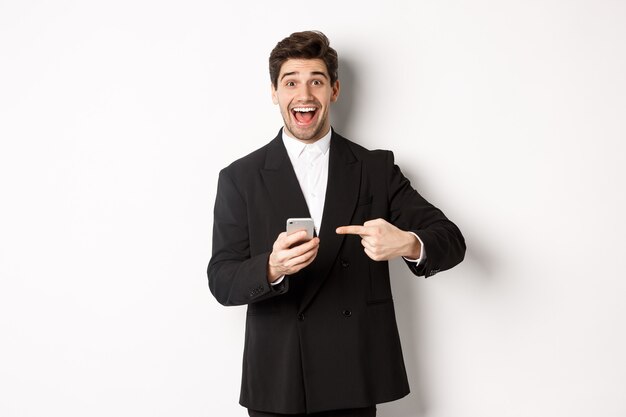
[403,231,421,259]
[267,263,281,283]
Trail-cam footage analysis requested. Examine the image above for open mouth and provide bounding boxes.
[291,106,318,125]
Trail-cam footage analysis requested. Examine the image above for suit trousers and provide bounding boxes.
[248,406,376,417]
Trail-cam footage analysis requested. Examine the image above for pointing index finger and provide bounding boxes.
[336,225,370,236]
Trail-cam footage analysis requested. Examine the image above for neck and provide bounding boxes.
[283,126,331,144]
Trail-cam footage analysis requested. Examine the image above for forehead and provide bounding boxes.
[279,58,329,78]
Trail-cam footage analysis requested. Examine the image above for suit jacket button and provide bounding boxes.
[297,313,305,321]
[340,259,350,268]
[342,309,352,318]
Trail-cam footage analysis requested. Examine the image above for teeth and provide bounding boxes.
[293,107,316,112]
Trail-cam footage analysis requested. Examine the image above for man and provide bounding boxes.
[208,31,465,417]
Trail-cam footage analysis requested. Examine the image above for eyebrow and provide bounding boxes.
[280,71,329,81]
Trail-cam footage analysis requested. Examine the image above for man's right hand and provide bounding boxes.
[267,231,320,283]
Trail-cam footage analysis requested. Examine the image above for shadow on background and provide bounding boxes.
[332,57,359,137]
[381,259,430,417]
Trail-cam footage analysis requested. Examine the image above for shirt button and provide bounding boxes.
[342,310,352,318]
[297,313,305,322]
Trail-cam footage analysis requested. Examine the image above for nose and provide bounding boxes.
[296,83,313,102]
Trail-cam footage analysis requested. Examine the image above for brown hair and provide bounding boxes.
[269,31,339,88]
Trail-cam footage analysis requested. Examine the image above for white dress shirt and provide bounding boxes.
[282,129,331,234]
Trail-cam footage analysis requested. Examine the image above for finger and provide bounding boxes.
[288,245,318,266]
[293,236,319,251]
[283,230,310,247]
[284,237,319,259]
[285,247,319,271]
[284,246,318,271]
[336,225,370,236]
[362,239,384,259]
[360,238,374,251]
[363,247,385,262]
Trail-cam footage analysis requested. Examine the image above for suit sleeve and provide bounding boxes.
[386,151,466,277]
[207,168,288,306]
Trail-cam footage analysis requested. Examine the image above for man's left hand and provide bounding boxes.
[336,218,421,261]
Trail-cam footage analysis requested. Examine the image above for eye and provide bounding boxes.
[312,80,323,86]
[285,81,296,87]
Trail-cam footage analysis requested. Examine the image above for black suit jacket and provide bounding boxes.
[208,130,465,414]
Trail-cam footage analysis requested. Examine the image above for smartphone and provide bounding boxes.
[286,218,315,240]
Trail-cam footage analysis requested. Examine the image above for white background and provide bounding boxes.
[1,1,625,416]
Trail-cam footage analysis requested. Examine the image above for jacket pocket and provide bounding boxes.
[366,259,393,303]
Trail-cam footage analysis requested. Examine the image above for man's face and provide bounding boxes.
[271,58,340,142]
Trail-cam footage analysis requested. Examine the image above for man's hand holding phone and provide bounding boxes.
[267,219,319,283]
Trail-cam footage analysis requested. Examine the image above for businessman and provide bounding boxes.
[208,31,465,417]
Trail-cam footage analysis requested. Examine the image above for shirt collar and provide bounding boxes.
[282,128,332,161]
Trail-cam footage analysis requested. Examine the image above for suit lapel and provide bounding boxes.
[299,132,362,312]
[260,132,311,227]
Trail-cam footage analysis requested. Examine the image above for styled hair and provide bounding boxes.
[269,30,339,88]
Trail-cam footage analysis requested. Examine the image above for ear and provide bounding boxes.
[271,83,278,105]
[330,80,340,103]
